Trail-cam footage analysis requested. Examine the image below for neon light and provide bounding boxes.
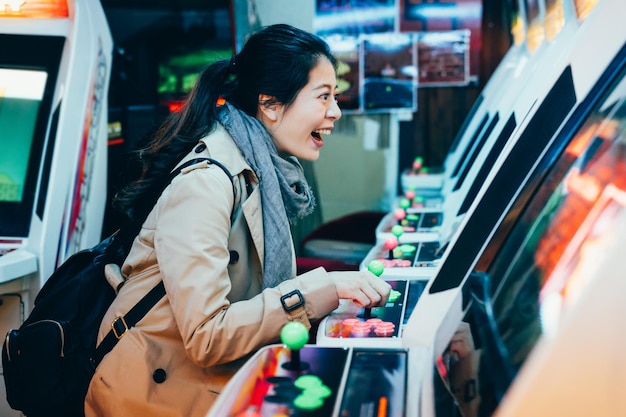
[377,396,388,417]
[0,0,68,18]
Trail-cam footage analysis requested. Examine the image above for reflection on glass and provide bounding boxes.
[544,0,565,41]
[523,0,545,52]
[574,0,599,21]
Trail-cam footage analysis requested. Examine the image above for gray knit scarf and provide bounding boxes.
[217,103,316,288]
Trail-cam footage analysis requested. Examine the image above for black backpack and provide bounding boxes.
[1,157,233,417]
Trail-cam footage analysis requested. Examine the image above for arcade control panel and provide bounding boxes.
[361,236,445,278]
[376,208,443,243]
[316,278,427,348]
[208,322,410,417]
[315,262,427,348]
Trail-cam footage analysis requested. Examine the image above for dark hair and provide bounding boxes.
[113,24,337,224]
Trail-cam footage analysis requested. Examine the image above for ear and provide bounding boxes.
[257,94,281,122]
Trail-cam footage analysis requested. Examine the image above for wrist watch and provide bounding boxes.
[280,289,306,321]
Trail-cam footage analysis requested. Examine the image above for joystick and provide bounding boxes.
[280,321,310,371]
[412,156,423,173]
[359,260,385,320]
[391,224,404,241]
[384,236,398,260]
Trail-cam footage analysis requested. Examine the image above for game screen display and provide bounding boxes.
[0,68,47,203]
[158,48,232,99]
[431,62,626,417]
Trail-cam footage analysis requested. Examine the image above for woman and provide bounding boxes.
[85,24,391,417]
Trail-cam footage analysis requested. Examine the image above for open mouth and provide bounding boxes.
[312,129,331,143]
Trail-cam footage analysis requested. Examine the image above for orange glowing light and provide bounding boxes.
[544,0,565,42]
[566,169,601,202]
[1,0,68,18]
[377,396,388,417]
[574,0,599,21]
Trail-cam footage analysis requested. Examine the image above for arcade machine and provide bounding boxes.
[206,4,625,415]
[316,0,621,348]
[411,43,626,417]
[376,0,578,244]
[0,1,112,414]
[368,0,600,275]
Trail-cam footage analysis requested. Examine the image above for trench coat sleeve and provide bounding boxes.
[155,164,339,368]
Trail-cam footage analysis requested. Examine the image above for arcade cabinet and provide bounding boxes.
[416,48,626,417]
[0,1,112,414]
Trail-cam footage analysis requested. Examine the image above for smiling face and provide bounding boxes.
[257,57,342,161]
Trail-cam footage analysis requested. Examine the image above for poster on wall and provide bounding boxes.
[326,35,362,112]
[400,0,481,82]
[417,29,470,86]
[314,0,397,37]
[362,32,417,112]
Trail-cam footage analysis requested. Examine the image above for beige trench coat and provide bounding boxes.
[85,124,339,417]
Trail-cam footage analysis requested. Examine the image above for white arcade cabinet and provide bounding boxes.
[0,1,112,414]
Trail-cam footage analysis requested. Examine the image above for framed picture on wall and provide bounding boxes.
[362,32,417,112]
[417,29,470,87]
[400,0,481,83]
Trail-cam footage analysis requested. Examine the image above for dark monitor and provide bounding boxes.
[0,34,64,237]
[448,94,485,154]
[451,113,489,179]
[452,113,501,192]
[432,44,626,417]
[457,114,517,215]
[429,64,578,294]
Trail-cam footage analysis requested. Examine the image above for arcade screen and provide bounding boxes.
[158,47,232,105]
[431,58,626,417]
[0,68,47,203]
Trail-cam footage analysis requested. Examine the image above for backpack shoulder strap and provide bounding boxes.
[92,157,235,368]
[172,157,236,219]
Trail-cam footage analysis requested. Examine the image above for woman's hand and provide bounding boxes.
[328,270,392,308]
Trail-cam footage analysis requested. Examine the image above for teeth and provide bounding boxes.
[314,129,331,135]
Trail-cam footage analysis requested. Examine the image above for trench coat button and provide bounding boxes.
[153,368,167,383]
[194,143,207,153]
[229,250,239,264]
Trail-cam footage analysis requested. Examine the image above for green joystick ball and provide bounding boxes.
[281,321,309,350]
[281,322,310,371]
[363,260,386,319]
[368,260,385,277]
[391,224,404,238]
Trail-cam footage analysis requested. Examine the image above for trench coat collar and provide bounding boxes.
[197,123,265,270]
